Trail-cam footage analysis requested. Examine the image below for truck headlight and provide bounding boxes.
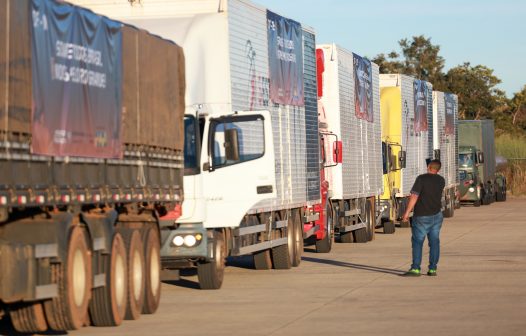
[183,235,197,247]
[468,187,475,193]
[173,235,184,247]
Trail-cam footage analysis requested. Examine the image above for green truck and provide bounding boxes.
[458,120,506,206]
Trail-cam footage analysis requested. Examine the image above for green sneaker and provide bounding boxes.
[402,268,421,277]
[427,269,437,276]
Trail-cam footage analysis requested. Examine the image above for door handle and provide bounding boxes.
[257,185,273,194]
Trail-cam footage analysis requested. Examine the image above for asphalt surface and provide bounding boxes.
[1,197,525,335]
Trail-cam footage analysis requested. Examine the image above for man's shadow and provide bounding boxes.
[301,256,405,276]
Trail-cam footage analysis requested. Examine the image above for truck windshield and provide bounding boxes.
[184,115,199,173]
[459,153,474,167]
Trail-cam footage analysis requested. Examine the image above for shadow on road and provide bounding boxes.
[301,256,405,276]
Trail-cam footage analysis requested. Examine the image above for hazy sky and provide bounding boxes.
[258,0,526,97]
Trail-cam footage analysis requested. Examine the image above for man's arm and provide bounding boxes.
[402,193,419,222]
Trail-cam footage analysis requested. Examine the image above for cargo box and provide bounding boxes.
[433,91,459,188]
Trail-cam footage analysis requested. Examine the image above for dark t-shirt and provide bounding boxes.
[411,173,446,216]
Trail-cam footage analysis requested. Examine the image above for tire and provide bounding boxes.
[253,249,272,270]
[290,211,303,267]
[141,226,161,314]
[197,231,225,290]
[383,221,395,234]
[353,228,368,243]
[45,226,92,331]
[366,199,375,241]
[339,202,353,243]
[120,229,145,320]
[443,194,454,218]
[315,204,333,253]
[10,302,48,333]
[271,243,291,269]
[473,199,481,207]
[89,232,128,326]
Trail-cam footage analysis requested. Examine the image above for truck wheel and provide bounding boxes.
[290,211,303,267]
[365,199,375,241]
[353,228,368,243]
[315,204,333,253]
[443,196,454,218]
[383,221,395,234]
[89,232,128,326]
[271,243,291,269]
[253,250,272,270]
[474,199,481,207]
[197,231,225,290]
[45,226,92,331]
[120,229,145,320]
[141,226,161,314]
[10,302,48,333]
[339,203,353,243]
[399,220,411,228]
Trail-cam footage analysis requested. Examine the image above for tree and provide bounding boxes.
[372,35,446,90]
[444,62,504,120]
[510,85,526,130]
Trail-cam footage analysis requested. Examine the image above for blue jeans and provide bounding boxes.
[411,212,443,270]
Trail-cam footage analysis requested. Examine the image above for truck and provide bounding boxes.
[314,44,383,249]
[432,91,459,217]
[1,0,185,333]
[72,0,322,290]
[379,74,433,229]
[458,120,507,205]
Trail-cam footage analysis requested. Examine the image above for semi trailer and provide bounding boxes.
[458,120,506,205]
[379,74,433,229]
[72,0,322,289]
[432,91,459,217]
[314,44,383,250]
[1,0,185,332]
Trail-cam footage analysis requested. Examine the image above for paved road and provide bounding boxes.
[2,198,525,335]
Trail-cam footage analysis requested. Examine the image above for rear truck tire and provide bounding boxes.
[89,232,128,326]
[339,202,353,243]
[141,226,161,314]
[290,211,303,267]
[271,243,291,269]
[366,199,375,241]
[474,199,481,207]
[9,302,48,333]
[353,228,368,243]
[44,226,92,331]
[315,204,333,253]
[443,195,454,218]
[197,231,225,290]
[253,249,272,270]
[120,229,145,320]
[383,221,395,234]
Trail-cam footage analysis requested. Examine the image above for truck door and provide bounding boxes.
[202,111,276,228]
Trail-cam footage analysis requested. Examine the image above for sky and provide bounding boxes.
[258,0,526,97]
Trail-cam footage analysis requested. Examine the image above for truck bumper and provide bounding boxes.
[160,224,211,267]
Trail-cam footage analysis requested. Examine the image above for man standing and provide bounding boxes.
[402,159,445,276]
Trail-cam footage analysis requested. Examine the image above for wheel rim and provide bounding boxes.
[150,246,160,295]
[72,248,86,307]
[115,253,126,307]
[132,249,143,301]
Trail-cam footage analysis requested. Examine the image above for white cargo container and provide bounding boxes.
[316,44,383,244]
[73,0,321,289]
[433,91,459,216]
[379,74,433,228]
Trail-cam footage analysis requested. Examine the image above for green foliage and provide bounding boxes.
[372,35,526,135]
[444,62,505,120]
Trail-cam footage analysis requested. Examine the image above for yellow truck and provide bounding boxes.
[378,74,433,231]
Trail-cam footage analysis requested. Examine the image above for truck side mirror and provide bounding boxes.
[477,151,484,164]
[333,140,343,164]
[398,150,407,169]
[224,128,240,162]
[434,149,441,160]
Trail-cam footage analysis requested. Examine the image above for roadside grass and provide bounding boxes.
[496,134,526,195]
